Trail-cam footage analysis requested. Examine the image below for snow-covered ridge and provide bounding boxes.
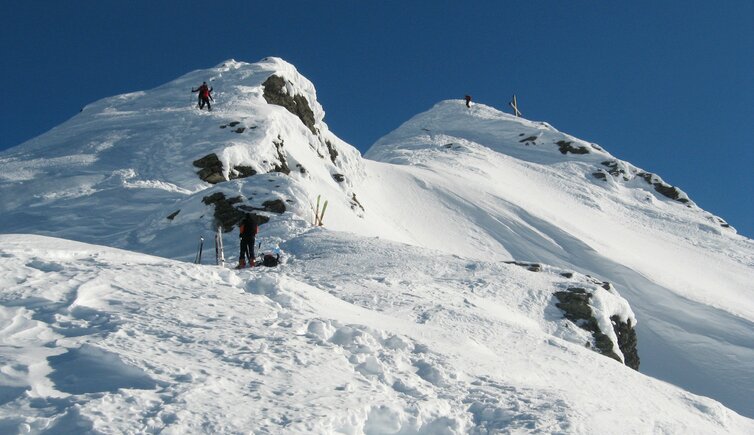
[1,56,753,425]
[369,100,705,217]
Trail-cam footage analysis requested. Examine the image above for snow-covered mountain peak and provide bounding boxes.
[365,98,745,237]
[367,99,603,163]
[0,57,365,257]
[1,59,754,430]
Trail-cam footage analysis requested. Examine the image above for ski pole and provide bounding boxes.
[195,236,204,264]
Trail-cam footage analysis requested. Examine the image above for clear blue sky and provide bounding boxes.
[2,1,752,238]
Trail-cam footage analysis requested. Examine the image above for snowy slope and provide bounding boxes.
[1,234,751,434]
[1,57,753,430]
[358,101,754,418]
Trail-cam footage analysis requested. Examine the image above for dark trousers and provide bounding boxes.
[240,237,255,262]
[199,97,211,110]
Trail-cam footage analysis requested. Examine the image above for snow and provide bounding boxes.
[1,57,753,431]
[360,100,754,417]
[1,234,750,433]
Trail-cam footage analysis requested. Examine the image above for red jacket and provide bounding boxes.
[194,84,212,99]
[199,84,211,98]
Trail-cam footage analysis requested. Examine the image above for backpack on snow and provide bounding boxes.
[262,253,280,267]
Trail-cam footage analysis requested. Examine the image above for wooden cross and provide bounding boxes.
[509,95,522,117]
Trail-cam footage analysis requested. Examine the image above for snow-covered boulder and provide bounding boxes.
[553,283,639,369]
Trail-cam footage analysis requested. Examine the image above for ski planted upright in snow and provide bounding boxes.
[215,226,225,266]
[318,200,328,226]
[313,195,321,226]
[195,236,204,264]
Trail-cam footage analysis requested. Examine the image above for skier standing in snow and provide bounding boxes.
[192,81,213,110]
[464,95,472,108]
[237,214,258,268]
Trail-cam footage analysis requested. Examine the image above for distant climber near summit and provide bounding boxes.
[465,95,472,108]
[192,81,213,110]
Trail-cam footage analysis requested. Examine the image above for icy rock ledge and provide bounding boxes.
[554,284,640,370]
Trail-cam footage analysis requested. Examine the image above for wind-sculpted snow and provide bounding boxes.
[1,56,753,424]
[1,234,751,433]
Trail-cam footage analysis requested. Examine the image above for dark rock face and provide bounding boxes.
[554,288,594,321]
[192,143,288,183]
[505,261,542,272]
[715,216,731,229]
[194,155,258,183]
[592,171,608,181]
[612,315,640,370]
[236,198,287,216]
[553,287,639,370]
[556,140,590,155]
[202,192,280,231]
[598,160,694,208]
[263,75,317,134]
[520,135,538,144]
[601,160,629,180]
[325,139,339,164]
[220,121,257,133]
[272,136,291,175]
[235,207,271,225]
[653,182,688,203]
[637,172,689,204]
[193,153,225,184]
[202,192,244,232]
[261,199,286,214]
[350,193,365,212]
[332,173,345,183]
[231,166,257,179]
[166,210,180,220]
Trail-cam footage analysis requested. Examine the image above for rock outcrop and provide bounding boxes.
[594,159,693,207]
[556,140,590,155]
[553,286,639,370]
[193,154,225,184]
[201,192,245,232]
[263,75,317,134]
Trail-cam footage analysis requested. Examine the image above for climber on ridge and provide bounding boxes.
[237,213,258,268]
[192,81,213,111]
[464,95,472,108]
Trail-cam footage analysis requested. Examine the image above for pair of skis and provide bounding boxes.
[314,195,328,226]
[194,226,225,266]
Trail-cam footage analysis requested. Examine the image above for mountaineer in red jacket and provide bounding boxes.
[191,81,213,111]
